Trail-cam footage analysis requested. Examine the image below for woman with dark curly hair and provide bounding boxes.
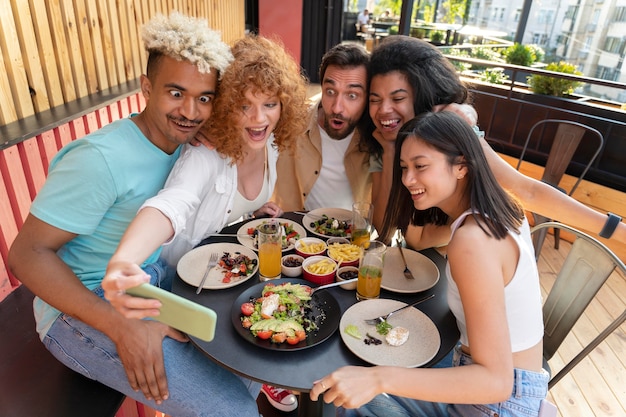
[102,35,308,283]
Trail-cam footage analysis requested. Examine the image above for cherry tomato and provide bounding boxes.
[241,302,254,316]
[256,330,273,340]
[295,330,306,341]
[271,332,287,344]
[286,335,301,345]
[241,317,252,328]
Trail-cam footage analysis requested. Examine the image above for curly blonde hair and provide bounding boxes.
[204,35,309,163]
[142,12,233,76]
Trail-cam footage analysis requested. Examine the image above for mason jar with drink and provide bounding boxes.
[356,240,386,301]
[351,202,373,248]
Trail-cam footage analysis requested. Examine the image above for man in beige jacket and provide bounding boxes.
[273,43,372,211]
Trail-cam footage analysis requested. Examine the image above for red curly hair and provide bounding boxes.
[203,35,309,163]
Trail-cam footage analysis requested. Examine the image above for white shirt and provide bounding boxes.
[305,128,354,210]
[141,137,279,266]
[357,11,369,25]
[446,210,544,352]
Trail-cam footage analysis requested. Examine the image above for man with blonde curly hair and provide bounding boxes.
[9,12,262,416]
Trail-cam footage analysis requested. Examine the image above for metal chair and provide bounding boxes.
[516,119,604,259]
[532,221,626,389]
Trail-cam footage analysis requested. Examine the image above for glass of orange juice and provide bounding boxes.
[351,202,373,248]
[258,222,282,281]
[356,240,386,301]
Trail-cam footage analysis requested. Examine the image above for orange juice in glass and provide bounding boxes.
[258,223,282,281]
[356,241,386,301]
[351,202,373,249]
[351,229,371,248]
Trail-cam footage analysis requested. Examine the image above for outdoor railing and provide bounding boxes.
[443,53,626,193]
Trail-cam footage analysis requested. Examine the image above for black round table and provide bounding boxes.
[172,212,460,417]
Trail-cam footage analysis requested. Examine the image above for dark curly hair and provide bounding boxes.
[202,35,309,163]
[363,35,470,156]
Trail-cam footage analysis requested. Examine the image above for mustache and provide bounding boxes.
[168,115,203,125]
[329,113,347,122]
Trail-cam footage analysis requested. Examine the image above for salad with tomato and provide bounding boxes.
[247,221,300,249]
[218,252,257,283]
[239,283,317,345]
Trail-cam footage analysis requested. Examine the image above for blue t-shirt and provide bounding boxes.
[30,118,181,337]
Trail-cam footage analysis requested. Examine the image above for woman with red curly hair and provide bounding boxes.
[103,35,308,292]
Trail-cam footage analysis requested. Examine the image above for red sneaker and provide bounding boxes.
[261,384,298,412]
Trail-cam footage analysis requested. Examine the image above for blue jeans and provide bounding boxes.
[338,346,549,417]
[43,259,261,417]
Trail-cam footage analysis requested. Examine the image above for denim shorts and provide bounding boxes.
[338,345,549,417]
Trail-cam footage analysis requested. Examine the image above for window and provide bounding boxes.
[565,6,578,19]
[514,8,521,22]
[603,37,626,54]
[591,9,601,24]
[538,10,555,24]
[612,6,626,22]
[595,66,617,81]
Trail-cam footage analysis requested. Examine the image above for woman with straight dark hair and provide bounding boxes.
[311,111,548,417]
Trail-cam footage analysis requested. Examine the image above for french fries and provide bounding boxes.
[327,243,361,262]
[298,241,326,254]
[305,259,336,275]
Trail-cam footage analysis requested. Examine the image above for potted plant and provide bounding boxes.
[528,61,583,97]
[430,30,444,45]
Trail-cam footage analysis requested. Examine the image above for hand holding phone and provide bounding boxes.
[126,284,217,342]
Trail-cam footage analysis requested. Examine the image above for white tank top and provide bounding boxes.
[446,210,544,352]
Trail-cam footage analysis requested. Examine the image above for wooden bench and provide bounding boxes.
[0,285,125,417]
[0,84,167,417]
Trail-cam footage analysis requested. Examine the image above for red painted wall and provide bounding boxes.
[258,0,303,63]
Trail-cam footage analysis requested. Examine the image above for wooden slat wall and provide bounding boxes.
[0,0,245,297]
[0,0,245,125]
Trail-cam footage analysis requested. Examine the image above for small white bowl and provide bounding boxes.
[281,254,304,277]
[336,266,359,290]
[326,237,351,246]
[295,237,327,258]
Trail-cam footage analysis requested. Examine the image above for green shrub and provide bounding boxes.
[430,30,445,44]
[528,61,583,97]
[410,27,426,38]
[470,46,503,70]
[446,48,471,72]
[503,43,536,66]
[527,44,545,63]
[480,68,509,84]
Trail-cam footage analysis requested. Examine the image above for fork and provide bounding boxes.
[398,246,415,280]
[196,252,219,294]
[363,294,435,325]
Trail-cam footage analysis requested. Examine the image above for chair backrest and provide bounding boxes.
[516,119,604,195]
[532,222,626,387]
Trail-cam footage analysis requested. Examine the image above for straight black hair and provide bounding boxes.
[380,112,524,242]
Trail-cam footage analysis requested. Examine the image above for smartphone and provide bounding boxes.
[538,399,557,417]
[126,284,217,342]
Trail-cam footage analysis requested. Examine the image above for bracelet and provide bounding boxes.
[599,212,621,239]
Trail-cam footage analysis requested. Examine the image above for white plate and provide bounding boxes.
[236,218,306,252]
[177,243,258,290]
[339,299,440,367]
[302,208,352,238]
[382,247,440,293]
